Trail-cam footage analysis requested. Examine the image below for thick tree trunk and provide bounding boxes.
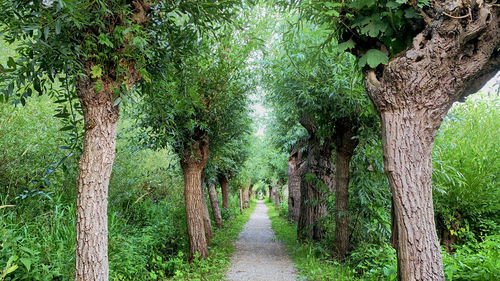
[219,175,229,209]
[200,183,213,244]
[298,116,335,241]
[208,181,223,228]
[274,185,280,210]
[364,5,499,279]
[268,186,273,203]
[248,184,254,200]
[381,111,443,280]
[288,144,305,222]
[181,138,210,259]
[243,182,250,208]
[333,124,358,261]
[74,75,119,281]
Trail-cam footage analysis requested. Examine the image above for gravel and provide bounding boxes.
[225,200,298,281]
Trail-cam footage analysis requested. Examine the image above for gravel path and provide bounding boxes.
[226,200,298,281]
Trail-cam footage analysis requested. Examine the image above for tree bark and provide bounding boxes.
[298,116,335,241]
[208,181,223,228]
[274,185,280,210]
[268,186,273,203]
[363,4,499,279]
[243,182,250,208]
[219,175,229,209]
[239,186,243,213]
[249,184,254,200]
[181,137,210,259]
[333,123,358,261]
[200,183,213,244]
[74,74,119,281]
[288,143,305,222]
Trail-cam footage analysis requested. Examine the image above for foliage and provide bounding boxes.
[281,0,428,67]
[442,235,500,281]
[0,95,70,195]
[266,201,358,281]
[167,200,256,281]
[433,93,500,243]
[140,23,253,159]
[264,19,376,140]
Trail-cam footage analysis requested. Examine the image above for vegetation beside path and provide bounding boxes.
[171,200,257,281]
[266,200,358,281]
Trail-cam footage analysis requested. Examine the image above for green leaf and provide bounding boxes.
[94,81,103,93]
[404,8,419,19]
[113,96,122,107]
[43,26,50,40]
[55,19,61,35]
[358,49,389,68]
[98,33,114,48]
[20,258,31,271]
[7,57,16,69]
[60,125,75,131]
[90,65,103,79]
[335,40,355,52]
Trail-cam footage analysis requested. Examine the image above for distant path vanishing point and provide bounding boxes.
[226,200,297,281]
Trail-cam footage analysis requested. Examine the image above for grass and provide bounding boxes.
[168,200,257,281]
[265,200,357,281]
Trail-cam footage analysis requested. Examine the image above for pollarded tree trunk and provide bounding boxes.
[243,182,250,208]
[333,123,358,261]
[298,116,335,241]
[249,184,254,200]
[200,182,213,244]
[219,175,229,209]
[364,4,500,279]
[181,137,210,259]
[274,185,280,210]
[288,143,305,222]
[208,181,223,228]
[75,73,119,281]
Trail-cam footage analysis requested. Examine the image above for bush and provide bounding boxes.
[348,242,397,281]
[433,94,500,244]
[442,235,500,281]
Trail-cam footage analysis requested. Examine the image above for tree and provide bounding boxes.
[0,0,245,277]
[294,0,500,279]
[141,23,254,258]
[287,141,305,222]
[264,22,377,250]
[205,134,252,227]
[0,1,153,279]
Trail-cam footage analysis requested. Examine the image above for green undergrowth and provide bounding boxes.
[265,201,357,281]
[168,200,257,281]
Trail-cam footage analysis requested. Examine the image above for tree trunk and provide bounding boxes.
[333,124,358,261]
[75,74,119,281]
[288,143,305,222]
[382,112,443,280]
[208,181,223,228]
[239,187,243,213]
[219,175,229,209]
[298,116,335,241]
[243,182,250,208]
[268,186,273,203]
[274,185,280,210]
[200,183,213,244]
[181,138,210,259]
[249,184,254,200]
[363,5,499,279]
